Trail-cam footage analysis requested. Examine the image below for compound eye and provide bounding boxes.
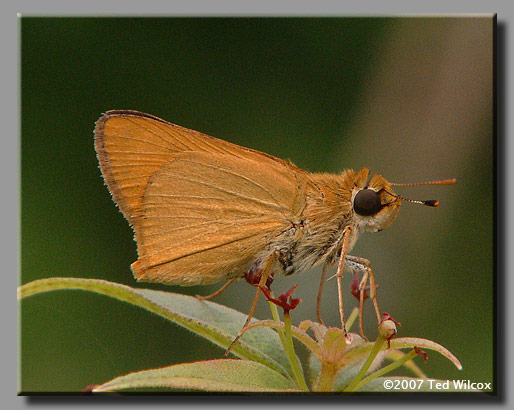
[353,189,382,216]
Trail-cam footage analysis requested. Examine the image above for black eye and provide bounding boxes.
[353,189,382,216]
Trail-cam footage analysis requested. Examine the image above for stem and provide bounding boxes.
[353,349,419,391]
[266,296,308,391]
[267,298,287,346]
[345,307,359,332]
[315,363,338,392]
[282,312,309,391]
[343,334,387,392]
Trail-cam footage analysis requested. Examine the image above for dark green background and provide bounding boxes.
[21,17,494,393]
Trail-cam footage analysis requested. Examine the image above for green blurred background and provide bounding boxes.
[20,17,494,392]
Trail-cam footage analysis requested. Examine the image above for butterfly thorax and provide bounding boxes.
[255,171,361,276]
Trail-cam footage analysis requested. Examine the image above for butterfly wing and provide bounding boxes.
[94,111,309,285]
[132,151,306,285]
[94,110,302,225]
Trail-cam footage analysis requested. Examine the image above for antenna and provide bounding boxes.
[384,178,456,208]
[390,178,456,187]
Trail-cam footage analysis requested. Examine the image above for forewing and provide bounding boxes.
[94,110,302,225]
[132,151,306,285]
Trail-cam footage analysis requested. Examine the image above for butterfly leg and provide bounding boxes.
[334,225,353,342]
[358,269,369,339]
[195,278,237,300]
[224,251,277,356]
[345,255,381,338]
[348,266,369,339]
[316,262,329,325]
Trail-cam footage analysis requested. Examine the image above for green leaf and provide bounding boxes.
[92,359,298,393]
[243,319,321,357]
[333,351,390,391]
[390,337,462,370]
[18,278,291,378]
[307,352,321,388]
[384,349,427,378]
[306,353,365,391]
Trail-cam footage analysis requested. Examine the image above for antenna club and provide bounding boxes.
[440,178,457,185]
[424,200,439,207]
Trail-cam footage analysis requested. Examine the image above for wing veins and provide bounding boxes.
[145,229,269,269]
[172,127,218,152]
[141,220,225,237]
[142,213,277,237]
[108,134,170,150]
[126,117,192,151]
[176,157,289,209]
[172,174,285,213]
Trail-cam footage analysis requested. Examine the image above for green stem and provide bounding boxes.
[266,296,308,391]
[315,363,338,392]
[282,312,309,391]
[267,299,287,346]
[353,349,419,391]
[343,334,387,392]
[345,307,359,332]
